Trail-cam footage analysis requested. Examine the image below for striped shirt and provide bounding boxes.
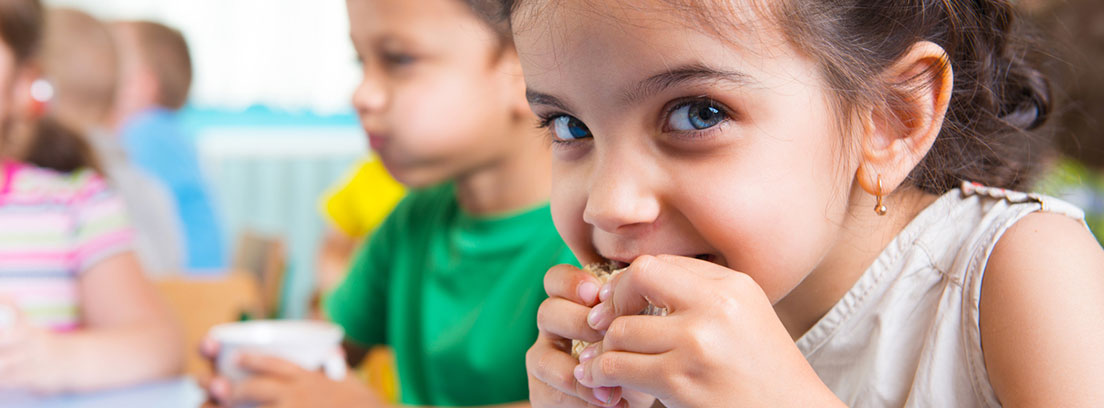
[0,161,133,332]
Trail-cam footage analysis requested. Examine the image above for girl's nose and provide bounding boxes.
[582,156,661,234]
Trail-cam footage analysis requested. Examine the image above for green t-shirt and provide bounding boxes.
[325,182,577,406]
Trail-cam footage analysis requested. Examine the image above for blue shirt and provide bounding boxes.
[120,107,226,269]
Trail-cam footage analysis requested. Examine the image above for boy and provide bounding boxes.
[205,0,572,407]
[110,21,225,270]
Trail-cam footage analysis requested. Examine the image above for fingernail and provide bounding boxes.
[598,283,613,302]
[578,282,599,304]
[593,386,614,405]
[579,345,598,363]
[573,364,585,382]
[587,303,606,328]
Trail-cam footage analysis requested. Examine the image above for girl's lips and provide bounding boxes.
[598,253,725,269]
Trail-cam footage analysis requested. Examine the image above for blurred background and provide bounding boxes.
[45,0,366,318]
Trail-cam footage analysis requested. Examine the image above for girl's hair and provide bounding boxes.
[0,0,100,173]
[490,0,1053,194]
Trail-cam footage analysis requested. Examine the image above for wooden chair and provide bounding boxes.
[155,272,263,378]
[230,230,287,318]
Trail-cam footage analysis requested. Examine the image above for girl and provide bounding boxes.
[0,0,182,394]
[494,0,1104,406]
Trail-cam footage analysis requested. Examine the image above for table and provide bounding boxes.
[0,377,205,408]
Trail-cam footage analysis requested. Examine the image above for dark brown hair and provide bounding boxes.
[492,0,1054,194]
[0,0,100,173]
[116,21,192,110]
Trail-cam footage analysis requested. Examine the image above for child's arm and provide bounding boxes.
[205,353,534,408]
[981,212,1104,406]
[59,252,184,391]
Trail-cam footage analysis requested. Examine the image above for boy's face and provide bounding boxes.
[348,0,523,187]
[515,0,864,304]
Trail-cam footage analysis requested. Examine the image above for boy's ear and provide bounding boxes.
[857,41,953,196]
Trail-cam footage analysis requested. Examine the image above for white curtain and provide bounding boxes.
[43,0,361,114]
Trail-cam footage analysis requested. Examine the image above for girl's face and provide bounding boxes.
[347,0,525,187]
[516,1,862,302]
[0,42,32,156]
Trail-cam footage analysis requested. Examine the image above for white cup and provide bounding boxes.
[209,320,347,382]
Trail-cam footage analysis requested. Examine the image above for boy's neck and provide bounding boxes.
[453,126,553,216]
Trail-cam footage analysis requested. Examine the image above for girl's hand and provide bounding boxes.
[527,264,656,408]
[205,353,383,408]
[579,255,843,408]
[0,301,65,393]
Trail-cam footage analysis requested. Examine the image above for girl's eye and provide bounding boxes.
[550,115,592,141]
[666,100,728,131]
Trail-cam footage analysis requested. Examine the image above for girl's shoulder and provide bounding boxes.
[3,163,112,206]
[975,189,1104,405]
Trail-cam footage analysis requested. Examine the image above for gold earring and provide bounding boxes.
[874,176,888,216]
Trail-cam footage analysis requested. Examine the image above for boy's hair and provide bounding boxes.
[115,21,192,110]
[43,8,118,124]
[0,0,100,173]
[494,0,1054,194]
[465,0,513,45]
[1023,0,1104,170]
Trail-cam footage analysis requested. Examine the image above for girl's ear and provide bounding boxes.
[857,41,954,196]
[9,61,42,120]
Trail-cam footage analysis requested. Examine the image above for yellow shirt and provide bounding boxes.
[320,158,405,238]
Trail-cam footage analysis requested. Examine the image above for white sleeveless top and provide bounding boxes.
[796,182,1087,407]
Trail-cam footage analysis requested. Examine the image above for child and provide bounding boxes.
[204,0,573,406]
[0,0,182,394]
[494,0,1104,406]
[110,20,225,271]
[42,7,185,275]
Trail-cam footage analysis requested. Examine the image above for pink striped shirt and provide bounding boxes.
[0,162,133,332]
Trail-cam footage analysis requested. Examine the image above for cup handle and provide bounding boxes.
[323,349,347,380]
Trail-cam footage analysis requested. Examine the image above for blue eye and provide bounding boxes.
[667,100,727,131]
[551,115,592,141]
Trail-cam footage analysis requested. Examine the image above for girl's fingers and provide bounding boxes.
[545,264,603,306]
[527,333,620,407]
[528,333,586,397]
[600,315,677,355]
[537,297,604,343]
[591,255,737,330]
[576,350,668,392]
[527,371,590,408]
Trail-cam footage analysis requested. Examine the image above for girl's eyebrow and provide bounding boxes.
[525,63,753,112]
[525,89,571,111]
[621,63,754,104]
